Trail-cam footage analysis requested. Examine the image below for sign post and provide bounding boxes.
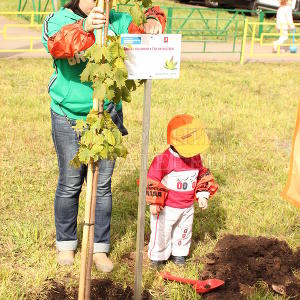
[121,34,181,300]
[134,79,152,299]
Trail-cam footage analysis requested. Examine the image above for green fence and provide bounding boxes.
[117,4,259,54]
[15,2,299,56]
[18,0,67,22]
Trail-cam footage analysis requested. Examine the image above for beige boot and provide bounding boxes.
[93,252,114,273]
[57,250,75,266]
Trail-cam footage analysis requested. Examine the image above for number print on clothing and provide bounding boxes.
[161,170,199,192]
[67,51,87,66]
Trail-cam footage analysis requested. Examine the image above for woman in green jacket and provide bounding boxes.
[42,0,166,272]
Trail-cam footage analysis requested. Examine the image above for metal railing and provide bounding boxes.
[1,5,299,58]
[240,20,300,64]
[117,5,254,54]
[0,12,48,53]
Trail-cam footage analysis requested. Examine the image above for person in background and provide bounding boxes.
[273,0,295,52]
[42,0,166,272]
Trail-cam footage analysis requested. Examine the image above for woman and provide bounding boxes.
[42,0,166,272]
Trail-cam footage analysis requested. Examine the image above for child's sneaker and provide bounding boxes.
[150,260,165,268]
[171,256,186,266]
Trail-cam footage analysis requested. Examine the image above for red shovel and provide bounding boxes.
[160,272,224,294]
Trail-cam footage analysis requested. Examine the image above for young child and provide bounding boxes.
[146,114,218,266]
[273,0,295,52]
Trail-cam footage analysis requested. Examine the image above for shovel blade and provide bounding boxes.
[194,279,224,294]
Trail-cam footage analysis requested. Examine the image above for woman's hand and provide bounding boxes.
[84,7,106,32]
[144,18,162,34]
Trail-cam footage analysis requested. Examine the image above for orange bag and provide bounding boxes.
[146,179,168,206]
[282,102,300,208]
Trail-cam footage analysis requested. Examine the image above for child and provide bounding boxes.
[273,0,295,52]
[146,114,218,266]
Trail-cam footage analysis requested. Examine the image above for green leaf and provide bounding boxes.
[78,147,91,164]
[114,144,128,158]
[106,86,115,101]
[73,119,87,132]
[80,130,95,147]
[90,118,102,131]
[99,145,108,159]
[70,155,81,168]
[81,66,91,82]
[112,128,122,145]
[81,62,100,82]
[112,86,122,104]
[125,80,137,92]
[103,129,116,146]
[105,77,115,87]
[119,47,126,59]
[103,111,116,128]
[115,68,127,89]
[94,134,105,145]
[121,86,131,103]
[130,3,146,26]
[91,144,104,157]
[93,83,107,101]
[142,0,152,8]
[138,79,146,86]
[107,131,116,146]
[86,110,99,125]
[114,57,126,70]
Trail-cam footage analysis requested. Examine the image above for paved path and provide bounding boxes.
[1,15,300,63]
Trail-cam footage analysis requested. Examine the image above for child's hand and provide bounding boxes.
[150,205,163,215]
[196,191,210,210]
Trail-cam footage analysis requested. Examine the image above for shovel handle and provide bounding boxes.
[160,272,197,285]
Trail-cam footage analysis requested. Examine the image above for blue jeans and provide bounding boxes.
[51,109,118,253]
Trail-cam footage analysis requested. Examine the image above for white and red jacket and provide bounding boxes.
[146,148,218,209]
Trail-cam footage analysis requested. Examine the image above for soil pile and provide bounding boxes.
[201,234,300,299]
[42,279,151,300]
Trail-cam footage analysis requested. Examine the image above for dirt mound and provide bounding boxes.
[201,234,300,299]
[42,279,151,300]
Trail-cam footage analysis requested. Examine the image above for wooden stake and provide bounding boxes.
[78,1,106,299]
[78,161,94,300]
[134,80,152,300]
[84,162,99,300]
[104,0,110,43]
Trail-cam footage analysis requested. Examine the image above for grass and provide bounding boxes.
[0,58,299,299]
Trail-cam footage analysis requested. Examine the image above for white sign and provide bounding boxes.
[121,34,181,80]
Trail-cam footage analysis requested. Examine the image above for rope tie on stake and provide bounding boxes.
[83,223,95,227]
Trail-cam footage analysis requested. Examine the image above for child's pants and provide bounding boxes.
[273,30,289,50]
[148,205,194,261]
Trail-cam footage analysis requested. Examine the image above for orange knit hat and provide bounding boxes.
[167,114,210,158]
